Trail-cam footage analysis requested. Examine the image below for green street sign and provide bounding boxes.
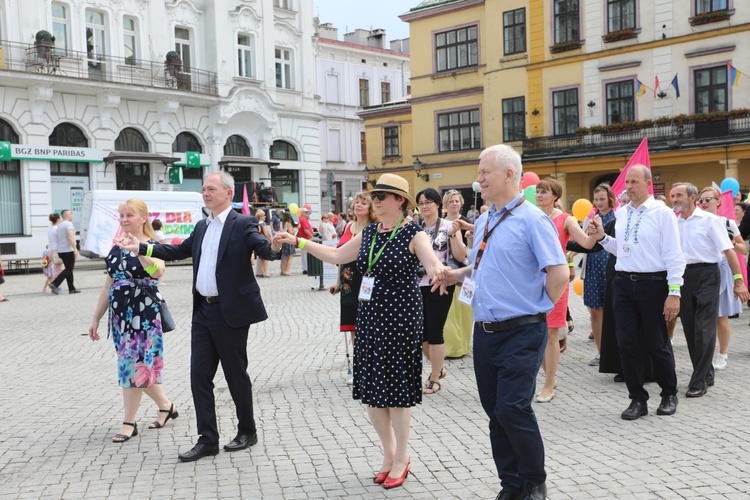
[168,166,184,184]
[174,151,209,167]
[0,141,11,161]
[186,151,200,168]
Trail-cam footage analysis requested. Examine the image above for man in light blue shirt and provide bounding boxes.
[439,145,568,500]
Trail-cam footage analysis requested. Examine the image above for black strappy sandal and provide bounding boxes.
[149,403,179,429]
[112,422,138,443]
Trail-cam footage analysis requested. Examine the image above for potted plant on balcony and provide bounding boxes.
[589,125,605,134]
[637,118,655,129]
[34,29,55,62]
[549,40,583,54]
[655,116,673,127]
[602,28,636,43]
[729,108,750,119]
[574,126,589,136]
[689,9,731,26]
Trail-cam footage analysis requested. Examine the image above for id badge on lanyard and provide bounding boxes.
[458,275,476,305]
[358,276,375,301]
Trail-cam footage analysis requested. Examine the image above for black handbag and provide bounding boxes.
[142,287,176,332]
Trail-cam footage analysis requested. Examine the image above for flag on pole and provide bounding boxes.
[635,79,647,99]
[241,183,251,215]
[654,75,660,98]
[670,74,680,98]
[610,137,654,208]
[728,63,741,87]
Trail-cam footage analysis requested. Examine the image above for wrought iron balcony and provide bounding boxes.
[0,40,218,96]
[522,116,750,162]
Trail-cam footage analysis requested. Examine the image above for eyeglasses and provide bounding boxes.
[698,196,716,203]
[418,200,435,207]
[370,191,390,201]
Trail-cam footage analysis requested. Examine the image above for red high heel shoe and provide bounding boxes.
[382,460,410,489]
[373,471,390,484]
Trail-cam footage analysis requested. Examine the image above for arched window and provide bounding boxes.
[224,135,251,157]
[115,128,150,191]
[115,127,149,152]
[270,140,298,160]
[171,132,203,193]
[0,119,22,235]
[48,123,90,228]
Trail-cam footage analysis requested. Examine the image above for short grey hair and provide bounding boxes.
[672,182,698,198]
[207,171,235,192]
[479,145,523,182]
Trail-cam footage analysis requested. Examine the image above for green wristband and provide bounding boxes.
[298,238,307,249]
[146,244,153,257]
[568,262,574,267]
[144,263,159,276]
[733,274,743,281]
[668,284,680,291]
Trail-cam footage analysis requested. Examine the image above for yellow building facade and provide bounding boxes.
[361,0,750,209]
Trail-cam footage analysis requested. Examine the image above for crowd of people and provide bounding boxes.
[35,142,745,500]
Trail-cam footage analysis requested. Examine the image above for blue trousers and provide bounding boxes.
[473,321,547,493]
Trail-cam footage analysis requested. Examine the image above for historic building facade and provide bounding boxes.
[0,0,320,259]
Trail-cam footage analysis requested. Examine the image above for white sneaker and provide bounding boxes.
[713,354,728,370]
[589,354,600,366]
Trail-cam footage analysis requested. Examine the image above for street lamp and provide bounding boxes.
[413,157,429,182]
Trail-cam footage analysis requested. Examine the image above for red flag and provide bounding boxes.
[241,183,251,215]
[610,137,654,208]
[654,75,660,98]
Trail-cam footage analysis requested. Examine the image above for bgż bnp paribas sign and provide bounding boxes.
[0,141,104,163]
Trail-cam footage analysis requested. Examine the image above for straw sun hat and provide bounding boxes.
[368,173,417,210]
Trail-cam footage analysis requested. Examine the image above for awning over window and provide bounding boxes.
[104,152,181,164]
[218,156,280,168]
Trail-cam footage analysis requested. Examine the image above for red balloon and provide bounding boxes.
[521,172,540,189]
[170,237,182,245]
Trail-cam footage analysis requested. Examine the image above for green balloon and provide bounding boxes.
[524,185,537,206]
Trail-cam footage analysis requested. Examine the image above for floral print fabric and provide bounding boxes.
[106,245,165,388]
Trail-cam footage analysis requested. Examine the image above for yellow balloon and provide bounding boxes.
[572,277,584,296]
[288,202,299,214]
[572,198,594,222]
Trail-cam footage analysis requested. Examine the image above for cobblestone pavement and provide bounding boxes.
[0,257,749,499]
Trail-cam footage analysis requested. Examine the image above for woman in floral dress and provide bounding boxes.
[88,199,178,443]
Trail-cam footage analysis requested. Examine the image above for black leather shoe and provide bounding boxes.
[621,400,648,420]
[496,490,522,500]
[706,377,715,387]
[69,289,81,294]
[178,442,219,462]
[613,374,625,382]
[224,432,258,451]
[657,394,678,415]
[520,482,547,500]
[685,387,707,398]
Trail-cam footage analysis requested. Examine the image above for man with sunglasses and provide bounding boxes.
[669,182,749,398]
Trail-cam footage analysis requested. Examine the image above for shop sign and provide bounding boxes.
[174,151,210,167]
[0,141,103,163]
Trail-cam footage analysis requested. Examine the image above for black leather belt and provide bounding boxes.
[199,295,220,303]
[616,271,667,281]
[478,313,546,333]
[685,262,718,270]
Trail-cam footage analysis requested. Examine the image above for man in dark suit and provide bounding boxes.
[119,171,282,462]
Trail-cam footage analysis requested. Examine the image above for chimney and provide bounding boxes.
[318,22,338,40]
[367,29,386,49]
[390,38,410,54]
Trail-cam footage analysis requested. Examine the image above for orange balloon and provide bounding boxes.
[572,198,594,222]
[572,277,583,296]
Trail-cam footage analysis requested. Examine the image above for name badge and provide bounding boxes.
[621,243,631,257]
[359,276,375,301]
[458,277,476,305]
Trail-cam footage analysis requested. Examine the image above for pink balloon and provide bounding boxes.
[170,237,182,245]
[521,172,540,189]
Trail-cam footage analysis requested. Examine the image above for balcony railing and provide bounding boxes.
[0,40,218,96]
[522,116,750,161]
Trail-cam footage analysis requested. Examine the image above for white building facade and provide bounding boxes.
[315,24,410,215]
[0,0,320,260]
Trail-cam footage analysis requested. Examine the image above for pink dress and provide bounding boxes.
[547,212,570,328]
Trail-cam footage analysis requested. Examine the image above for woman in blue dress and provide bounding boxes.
[88,199,178,443]
[583,184,616,366]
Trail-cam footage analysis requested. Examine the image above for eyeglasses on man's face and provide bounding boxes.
[698,196,716,204]
[370,191,390,201]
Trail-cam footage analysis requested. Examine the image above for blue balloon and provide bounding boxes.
[720,177,740,196]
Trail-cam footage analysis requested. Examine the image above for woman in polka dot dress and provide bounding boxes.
[88,199,178,443]
[274,174,449,490]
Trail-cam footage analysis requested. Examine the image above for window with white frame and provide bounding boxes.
[85,10,106,60]
[237,34,253,78]
[607,0,635,32]
[381,81,391,103]
[275,48,292,89]
[438,109,481,152]
[435,25,478,72]
[52,3,69,56]
[553,0,580,44]
[123,16,137,65]
[696,0,727,14]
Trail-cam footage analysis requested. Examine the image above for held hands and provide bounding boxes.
[663,295,680,320]
[273,232,296,246]
[114,233,140,253]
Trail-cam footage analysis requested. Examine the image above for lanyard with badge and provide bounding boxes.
[620,206,646,258]
[458,197,525,305]
[358,215,405,301]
